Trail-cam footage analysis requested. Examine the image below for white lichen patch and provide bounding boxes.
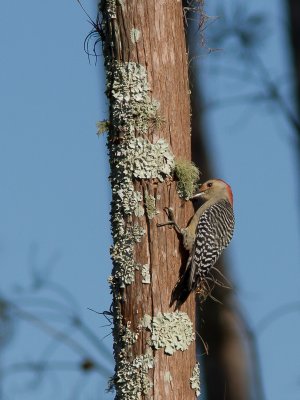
[131,138,174,181]
[110,136,173,219]
[117,189,142,216]
[142,311,195,355]
[141,263,151,284]
[102,14,172,400]
[130,28,141,44]
[132,224,146,242]
[140,314,152,329]
[107,61,160,136]
[107,60,175,290]
[122,322,139,346]
[134,203,144,217]
[190,362,201,397]
[110,233,140,286]
[113,351,154,400]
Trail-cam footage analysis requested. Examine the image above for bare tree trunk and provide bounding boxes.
[100,1,198,398]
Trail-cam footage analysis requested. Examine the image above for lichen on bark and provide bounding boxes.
[101,4,176,395]
[141,311,195,355]
[99,0,196,397]
[107,61,174,289]
[190,362,201,397]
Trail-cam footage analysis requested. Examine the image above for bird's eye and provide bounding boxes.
[207,182,213,188]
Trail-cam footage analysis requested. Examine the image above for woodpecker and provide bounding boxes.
[158,179,235,309]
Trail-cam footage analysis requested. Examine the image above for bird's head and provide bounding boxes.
[191,179,233,206]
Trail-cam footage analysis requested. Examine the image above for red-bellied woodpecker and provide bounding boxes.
[158,179,235,309]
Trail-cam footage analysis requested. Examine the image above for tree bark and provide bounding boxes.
[101,1,198,398]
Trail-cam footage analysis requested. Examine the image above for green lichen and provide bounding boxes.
[96,120,110,135]
[190,362,201,397]
[110,350,154,399]
[144,191,159,220]
[141,263,151,284]
[142,311,195,355]
[130,28,141,44]
[174,159,200,200]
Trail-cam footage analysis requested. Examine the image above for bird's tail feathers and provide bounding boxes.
[170,261,194,310]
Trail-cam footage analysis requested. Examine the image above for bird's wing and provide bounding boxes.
[188,200,234,291]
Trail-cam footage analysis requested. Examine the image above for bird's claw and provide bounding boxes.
[162,207,174,219]
[157,207,177,229]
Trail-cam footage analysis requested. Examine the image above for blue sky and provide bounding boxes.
[1,0,300,399]
[0,1,113,398]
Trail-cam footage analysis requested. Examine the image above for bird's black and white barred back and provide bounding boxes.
[187,198,235,291]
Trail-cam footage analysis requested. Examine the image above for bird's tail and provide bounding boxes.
[170,266,193,310]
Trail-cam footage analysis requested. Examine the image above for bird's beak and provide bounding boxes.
[190,190,205,200]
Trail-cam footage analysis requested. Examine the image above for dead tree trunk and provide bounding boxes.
[100,1,198,398]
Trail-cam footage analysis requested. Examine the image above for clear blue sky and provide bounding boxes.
[1,0,299,399]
